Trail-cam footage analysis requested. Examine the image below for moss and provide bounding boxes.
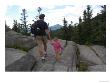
[74,44,80,70]
[77,61,88,71]
[74,44,88,71]
[6,44,30,52]
[85,41,93,46]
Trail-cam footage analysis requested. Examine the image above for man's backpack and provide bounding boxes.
[31,21,42,36]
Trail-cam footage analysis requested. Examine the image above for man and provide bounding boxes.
[31,14,51,61]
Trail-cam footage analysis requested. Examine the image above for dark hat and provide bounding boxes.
[39,14,45,19]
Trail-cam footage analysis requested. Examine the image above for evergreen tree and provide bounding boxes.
[35,7,42,20]
[86,5,92,20]
[38,7,42,15]
[49,5,106,46]
[78,17,82,43]
[12,20,19,32]
[72,5,105,46]
[20,9,28,34]
[63,17,68,46]
[101,5,106,14]
[89,5,106,45]
[83,10,87,22]
[79,16,82,23]
[82,5,93,44]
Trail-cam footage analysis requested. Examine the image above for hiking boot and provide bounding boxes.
[41,56,46,63]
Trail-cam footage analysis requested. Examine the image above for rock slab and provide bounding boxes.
[5,54,36,71]
[5,30,36,50]
[5,48,27,66]
[88,65,106,71]
[77,45,104,65]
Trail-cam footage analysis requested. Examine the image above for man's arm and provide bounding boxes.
[45,29,51,40]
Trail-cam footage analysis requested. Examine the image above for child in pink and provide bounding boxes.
[51,37,63,62]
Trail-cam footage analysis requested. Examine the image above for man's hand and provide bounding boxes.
[31,33,34,37]
[45,29,51,40]
[30,33,35,40]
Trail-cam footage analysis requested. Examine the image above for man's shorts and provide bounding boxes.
[35,36,48,52]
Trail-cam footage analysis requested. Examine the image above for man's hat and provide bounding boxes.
[39,14,45,19]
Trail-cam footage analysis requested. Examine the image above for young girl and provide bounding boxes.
[51,37,63,62]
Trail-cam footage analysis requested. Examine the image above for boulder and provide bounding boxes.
[88,65,106,71]
[38,63,54,71]
[77,45,104,65]
[5,30,36,51]
[5,54,36,71]
[28,45,56,71]
[54,41,77,71]
[54,63,68,71]
[27,40,77,71]
[91,45,106,64]
[5,48,27,66]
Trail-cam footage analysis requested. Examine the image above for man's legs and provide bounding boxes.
[36,36,45,58]
[44,43,47,52]
[42,36,48,56]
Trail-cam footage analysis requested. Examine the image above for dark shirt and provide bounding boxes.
[37,20,48,29]
[32,19,48,36]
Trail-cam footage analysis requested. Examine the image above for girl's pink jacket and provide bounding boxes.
[51,40,63,53]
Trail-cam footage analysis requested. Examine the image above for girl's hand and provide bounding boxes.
[49,39,52,43]
[61,47,64,51]
[50,40,54,45]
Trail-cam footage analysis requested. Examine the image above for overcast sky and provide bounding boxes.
[5,0,102,28]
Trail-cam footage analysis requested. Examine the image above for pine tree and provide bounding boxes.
[38,7,42,15]
[78,17,82,43]
[63,17,68,47]
[82,5,93,44]
[12,20,19,32]
[34,7,42,20]
[83,10,87,22]
[79,16,82,23]
[20,9,28,34]
[86,5,92,20]
[101,5,106,14]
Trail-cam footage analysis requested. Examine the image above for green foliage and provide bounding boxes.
[51,28,64,39]
[20,27,30,36]
[62,18,68,46]
[12,20,20,33]
[20,9,29,35]
[11,8,31,36]
[51,5,106,46]
[12,20,30,36]
[38,7,42,15]
[77,61,88,71]
[72,5,106,46]
[90,13,106,45]
[10,5,105,46]
[6,44,30,52]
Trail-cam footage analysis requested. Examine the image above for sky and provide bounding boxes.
[5,0,102,28]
